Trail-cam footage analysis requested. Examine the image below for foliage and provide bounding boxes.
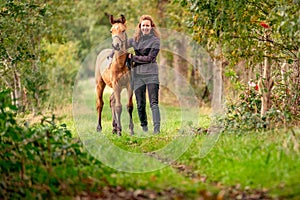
[174,0,300,128]
[175,0,299,60]
[43,41,79,108]
[0,0,78,111]
[220,76,299,131]
[221,81,265,131]
[0,89,114,199]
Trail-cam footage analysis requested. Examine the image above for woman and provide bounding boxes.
[127,15,161,134]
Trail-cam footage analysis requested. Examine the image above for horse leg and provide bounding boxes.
[127,86,134,135]
[110,92,118,134]
[113,86,122,136]
[96,80,106,132]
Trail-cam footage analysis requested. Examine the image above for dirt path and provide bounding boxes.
[171,161,272,200]
[74,152,272,200]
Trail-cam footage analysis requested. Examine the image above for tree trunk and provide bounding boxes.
[212,59,223,114]
[292,59,300,115]
[12,68,21,109]
[173,36,188,91]
[260,56,273,116]
[211,45,223,114]
[190,45,202,87]
[158,51,168,103]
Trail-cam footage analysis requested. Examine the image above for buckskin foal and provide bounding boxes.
[95,14,134,136]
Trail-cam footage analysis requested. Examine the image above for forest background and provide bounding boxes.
[1,0,299,199]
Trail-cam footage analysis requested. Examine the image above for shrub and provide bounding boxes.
[0,89,107,199]
[220,79,298,132]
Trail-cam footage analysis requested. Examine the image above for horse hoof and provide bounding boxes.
[97,126,102,132]
[112,129,117,134]
[117,131,122,136]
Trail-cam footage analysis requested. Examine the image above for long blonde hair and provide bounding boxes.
[133,15,160,42]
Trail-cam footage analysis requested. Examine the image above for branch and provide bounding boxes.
[247,0,270,16]
[231,35,298,58]
[3,135,46,154]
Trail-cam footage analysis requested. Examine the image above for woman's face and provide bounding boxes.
[140,19,152,35]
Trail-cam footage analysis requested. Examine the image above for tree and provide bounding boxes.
[174,0,300,125]
[0,0,77,112]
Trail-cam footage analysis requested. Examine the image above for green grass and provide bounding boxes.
[180,130,300,197]
[67,78,300,199]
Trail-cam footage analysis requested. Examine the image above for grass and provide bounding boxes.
[59,78,300,199]
[179,130,300,198]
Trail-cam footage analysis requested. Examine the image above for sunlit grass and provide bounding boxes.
[61,78,300,199]
[179,129,300,198]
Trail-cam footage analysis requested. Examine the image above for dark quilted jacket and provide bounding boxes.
[128,32,160,75]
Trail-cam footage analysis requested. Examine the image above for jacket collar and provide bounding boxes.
[141,32,154,39]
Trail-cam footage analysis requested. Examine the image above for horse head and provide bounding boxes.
[109,15,127,52]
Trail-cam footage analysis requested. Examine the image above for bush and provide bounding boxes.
[0,89,108,199]
[220,80,298,132]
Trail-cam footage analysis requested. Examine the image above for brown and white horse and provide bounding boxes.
[95,15,134,136]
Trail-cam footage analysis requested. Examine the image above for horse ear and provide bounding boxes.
[120,14,126,24]
[109,15,114,24]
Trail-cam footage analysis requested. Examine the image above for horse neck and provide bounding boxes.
[113,50,128,65]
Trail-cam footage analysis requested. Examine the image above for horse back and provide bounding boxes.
[95,49,112,78]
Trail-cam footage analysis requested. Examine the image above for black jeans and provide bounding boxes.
[135,83,160,131]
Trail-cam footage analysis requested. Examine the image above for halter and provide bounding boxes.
[112,31,128,51]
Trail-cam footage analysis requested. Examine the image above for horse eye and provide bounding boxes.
[122,30,125,33]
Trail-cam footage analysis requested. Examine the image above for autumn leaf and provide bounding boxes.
[260,22,270,29]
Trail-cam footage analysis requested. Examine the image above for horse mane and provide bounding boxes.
[109,14,126,25]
